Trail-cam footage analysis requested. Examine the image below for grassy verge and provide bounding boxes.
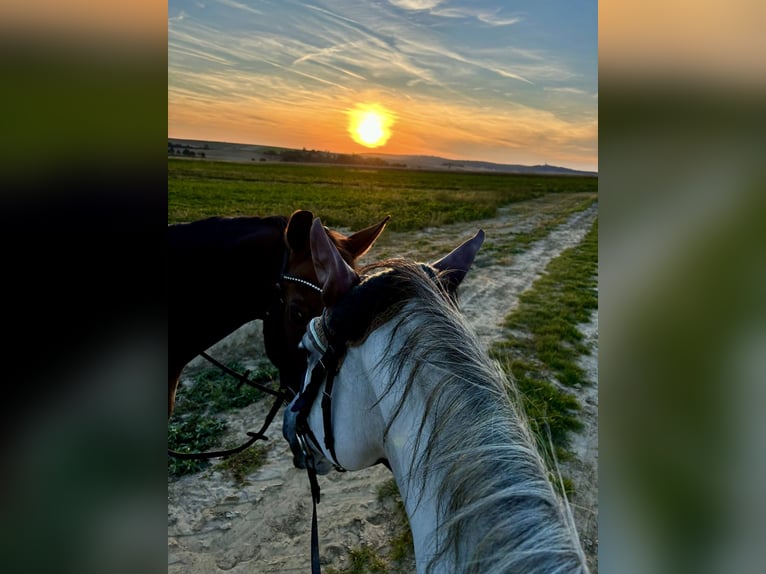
[503,194,597,254]
[167,360,279,478]
[490,218,598,488]
[376,479,415,573]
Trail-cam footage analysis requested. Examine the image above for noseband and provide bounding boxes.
[291,312,347,473]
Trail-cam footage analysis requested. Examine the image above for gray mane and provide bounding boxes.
[358,261,588,574]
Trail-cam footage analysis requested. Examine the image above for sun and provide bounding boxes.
[348,103,394,148]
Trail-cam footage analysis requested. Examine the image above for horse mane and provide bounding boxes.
[332,260,588,574]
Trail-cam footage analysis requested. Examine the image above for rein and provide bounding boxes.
[291,309,393,574]
[292,313,346,472]
[167,353,288,460]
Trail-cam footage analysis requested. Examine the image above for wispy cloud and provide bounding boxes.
[264,58,352,91]
[386,0,444,10]
[394,35,533,85]
[476,13,521,26]
[544,86,590,96]
[215,0,262,16]
[302,2,366,27]
[431,6,522,26]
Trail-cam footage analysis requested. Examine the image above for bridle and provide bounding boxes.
[281,274,323,295]
[289,310,391,574]
[288,311,347,574]
[291,312,347,473]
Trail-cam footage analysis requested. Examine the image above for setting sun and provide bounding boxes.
[348,103,394,148]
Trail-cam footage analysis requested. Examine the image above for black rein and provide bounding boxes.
[167,353,288,460]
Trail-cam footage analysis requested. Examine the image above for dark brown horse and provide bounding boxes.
[167,210,389,417]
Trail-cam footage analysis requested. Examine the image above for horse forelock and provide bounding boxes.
[323,259,422,347]
[329,260,588,573]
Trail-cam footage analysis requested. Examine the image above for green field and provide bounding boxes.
[168,158,597,231]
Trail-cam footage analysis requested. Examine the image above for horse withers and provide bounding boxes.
[167,210,389,418]
[284,218,588,573]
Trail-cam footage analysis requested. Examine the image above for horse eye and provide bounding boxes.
[289,304,306,324]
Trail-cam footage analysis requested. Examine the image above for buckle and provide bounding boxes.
[296,433,314,465]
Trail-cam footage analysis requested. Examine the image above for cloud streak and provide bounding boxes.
[386,0,444,10]
[431,6,522,26]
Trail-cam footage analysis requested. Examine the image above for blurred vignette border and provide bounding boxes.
[1,2,765,574]
[0,3,168,574]
[599,1,766,573]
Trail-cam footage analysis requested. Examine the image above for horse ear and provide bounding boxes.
[285,210,314,252]
[310,218,360,307]
[431,229,485,290]
[340,215,391,259]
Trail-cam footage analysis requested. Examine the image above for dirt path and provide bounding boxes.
[169,194,599,573]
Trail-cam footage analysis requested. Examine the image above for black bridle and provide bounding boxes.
[291,312,347,473]
[288,311,347,574]
[289,310,392,574]
[167,354,287,460]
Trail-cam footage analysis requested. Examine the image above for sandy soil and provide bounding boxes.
[169,195,599,573]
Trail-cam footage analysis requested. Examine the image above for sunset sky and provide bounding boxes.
[168,0,597,172]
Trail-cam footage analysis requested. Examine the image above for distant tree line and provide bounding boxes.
[167,141,409,168]
[168,141,207,158]
[277,148,405,167]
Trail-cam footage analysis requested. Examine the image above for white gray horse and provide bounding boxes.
[284,218,588,574]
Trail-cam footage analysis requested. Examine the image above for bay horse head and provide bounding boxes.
[167,211,389,418]
[264,210,391,397]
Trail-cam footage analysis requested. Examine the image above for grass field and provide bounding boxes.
[168,158,597,231]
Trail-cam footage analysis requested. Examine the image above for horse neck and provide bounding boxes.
[324,320,436,571]
[352,314,588,574]
[346,318,455,573]
[167,217,287,370]
[378,369,446,573]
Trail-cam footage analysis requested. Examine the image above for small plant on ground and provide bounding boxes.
[216,441,273,484]
[325,545,389,574]
[168,360,279,478]
[377,480,415,571]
